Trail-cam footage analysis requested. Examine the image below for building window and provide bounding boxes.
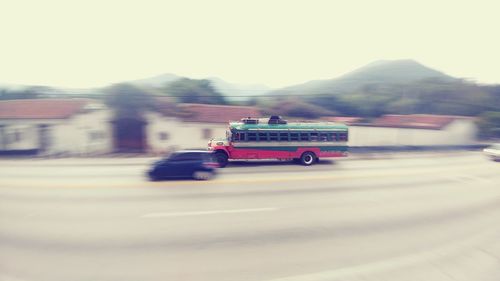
[202,128,212,139]
[89,131,106,141]
[158,132,169,141]
[13,131,23,142]
[5,130,23,144]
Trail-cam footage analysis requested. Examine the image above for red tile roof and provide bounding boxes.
[372,114,470,130]
[177,103,261,124]
[321,116,364,125]
[0,99,93,119]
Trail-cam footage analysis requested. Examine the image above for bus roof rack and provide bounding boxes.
[241,117,259,124]
[268,115,287,124]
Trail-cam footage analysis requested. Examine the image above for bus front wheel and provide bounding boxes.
[215,152,229,168]
[300,152,316,166]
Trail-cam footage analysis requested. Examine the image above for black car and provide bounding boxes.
[148,150,218,181]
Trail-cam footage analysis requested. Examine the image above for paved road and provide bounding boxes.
[1,152,499,281]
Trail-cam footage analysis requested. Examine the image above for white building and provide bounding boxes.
[325,115,478,147]
[0,99,113,156]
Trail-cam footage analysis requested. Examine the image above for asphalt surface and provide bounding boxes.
[0,152,500,281]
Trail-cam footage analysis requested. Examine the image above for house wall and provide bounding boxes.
[0,123,40,150]
[0,119,61,151]
[348,120,477,146]
[50,110,113,155]
[0,109,113,155]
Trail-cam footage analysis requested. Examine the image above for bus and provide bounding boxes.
[208,116,348,167]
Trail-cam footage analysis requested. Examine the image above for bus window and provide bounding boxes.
[232,131,239,141]
[300,133,309,141]
[248,132,257,141]
[328,133,337,141]
[258,132,268,141]
[269,132,278,141]
[233,132,246,142]
[338,132,348,141]
[290,133,299,141]
[310,132,318,141]
[319,133,328,142]
[279,132,289,141]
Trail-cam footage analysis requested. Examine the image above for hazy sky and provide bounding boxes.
[0,0,499,88]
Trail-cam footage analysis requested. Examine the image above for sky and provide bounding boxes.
[0,0,499,88]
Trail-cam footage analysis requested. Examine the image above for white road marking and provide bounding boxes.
[141,207,278,218]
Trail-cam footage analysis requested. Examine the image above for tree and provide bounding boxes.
[264,98,336,119]
[477,111,500,139]
[163,78,226,105]
[104,83,156,118]
[0,88,41,100]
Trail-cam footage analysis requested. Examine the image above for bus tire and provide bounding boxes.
[300,152,316,166]
[215,151,229,168]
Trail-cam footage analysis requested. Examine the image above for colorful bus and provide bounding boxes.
[208,116,348,167]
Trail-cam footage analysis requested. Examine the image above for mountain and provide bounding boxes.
[273,59,455,96]
[128,73,182,88]
[269,60,499,118]
[337,59,452,83]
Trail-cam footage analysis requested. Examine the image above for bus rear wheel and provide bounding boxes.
[300,152,316,166]
[215,152,229,168]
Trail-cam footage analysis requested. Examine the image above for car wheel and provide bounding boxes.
[193,171,214,180]
[215,152,229,168]
[300,152,316,166]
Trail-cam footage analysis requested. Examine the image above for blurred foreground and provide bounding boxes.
[0,151,500,281]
